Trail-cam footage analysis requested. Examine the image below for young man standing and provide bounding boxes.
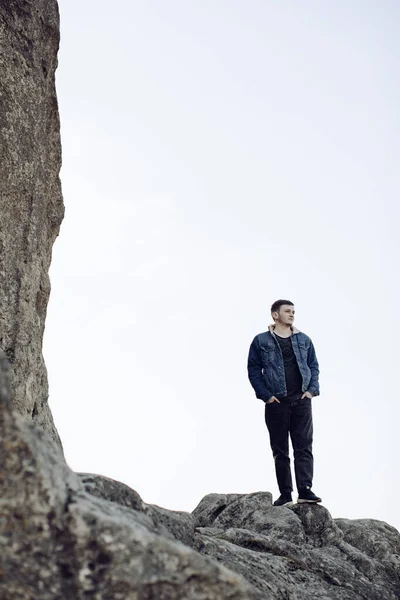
[247,299,322,507]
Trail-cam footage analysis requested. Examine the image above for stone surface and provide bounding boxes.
[79,472,196,547]
[192,493,400,599]
[3,347,398,599]
[1,2,400,598]
[0,350,262,599]
[0,0,64,447]
[78,472,145,512]
[1,381,399,600]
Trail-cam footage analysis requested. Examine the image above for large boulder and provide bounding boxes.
[192,492,400,599]
[0,351,263,599]
[0,0,64,447]
[1,2,399,598]
[78,472,196,547]
[1,368,398,600]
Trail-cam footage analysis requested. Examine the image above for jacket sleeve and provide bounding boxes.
[247,336,273,402]
[307,339,320,396]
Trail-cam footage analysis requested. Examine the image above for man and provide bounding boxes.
[247,299,322,507]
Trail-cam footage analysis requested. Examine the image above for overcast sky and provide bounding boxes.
[45,0,400,533]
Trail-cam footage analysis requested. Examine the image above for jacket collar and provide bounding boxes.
[268,323,300,335]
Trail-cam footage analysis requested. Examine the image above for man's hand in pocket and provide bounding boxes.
[301,391,313,399]
[266,396,280,403]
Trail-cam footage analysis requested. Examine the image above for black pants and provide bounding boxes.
[264,398,313,494]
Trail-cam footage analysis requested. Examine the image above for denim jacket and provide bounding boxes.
[247,324,320,402]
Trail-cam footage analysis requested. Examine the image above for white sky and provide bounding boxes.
[45,1,400,532]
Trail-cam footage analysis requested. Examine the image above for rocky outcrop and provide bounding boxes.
[78,472,196,547]
[0,350,262,600]
[0,0,64,446]
[192,493,400,599]
[1,2,400,598]
[1,347,398,599]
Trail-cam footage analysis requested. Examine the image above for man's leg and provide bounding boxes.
[289,398,314,491]
[264,402,292,494]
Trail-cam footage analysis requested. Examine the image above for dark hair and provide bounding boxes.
[270,299,294,315]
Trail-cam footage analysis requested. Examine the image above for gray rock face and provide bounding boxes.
[0,353,263,599]
[1,367,399,599]
[1,2,400,598]
[192,493,400,599]
[0,0,64,447]
[78,472,196,547]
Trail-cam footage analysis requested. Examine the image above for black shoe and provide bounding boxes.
[297,486,322,503]
[273,493,293,507]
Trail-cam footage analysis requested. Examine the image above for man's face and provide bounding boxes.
[273,305,295,325]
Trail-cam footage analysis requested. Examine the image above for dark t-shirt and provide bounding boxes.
[274,334,303,401]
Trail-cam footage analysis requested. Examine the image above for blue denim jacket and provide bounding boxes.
[247,324,320,402]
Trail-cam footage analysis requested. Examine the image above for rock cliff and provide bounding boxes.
[0,0,64,447]
[0,350,399,599]
[0,2,399,599]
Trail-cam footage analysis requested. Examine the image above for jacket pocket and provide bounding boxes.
[298,343,309,358]
[260,344,275,361]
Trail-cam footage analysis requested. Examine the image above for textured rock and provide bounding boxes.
[3,355,398,600]
[79,472,196,547]
[2,2,400,598]
[193,492,306,545]
[192,493,400,599]
[0,0,64,446]
[1,363,400,600]
[0,352,262,599]
[53,473,400,598]
[78,472,145,512]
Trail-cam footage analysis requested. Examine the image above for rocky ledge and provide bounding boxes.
[0,351,399,599]
[0,2,399,598]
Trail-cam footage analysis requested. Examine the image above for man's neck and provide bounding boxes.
[273,324,292,338]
